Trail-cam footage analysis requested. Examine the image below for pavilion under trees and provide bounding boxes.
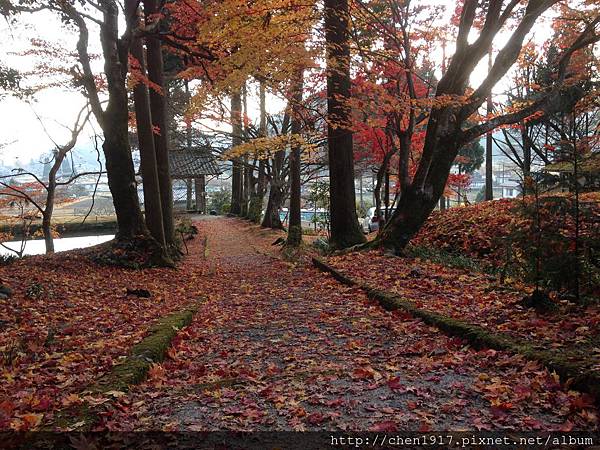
[168,147,221,213]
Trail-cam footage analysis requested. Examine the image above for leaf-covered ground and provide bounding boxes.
[326,250,600,374]
[1,217,598,432]
[0,224,214,430]
[91,218,597,432]
[412,193,600,268]
[410,194,600,299]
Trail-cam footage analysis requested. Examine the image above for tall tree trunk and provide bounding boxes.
[261,151,285,230]
[383,167,390,220]
[230,90,243,215]
[195,176,206,213]
[103,100,147,239]
[145,0,175,247]
[42,210,54,254]
[41,149,62,254]
[131,19,166,246]
[186,179,193,210]
[248,81,268,223]
[378,141,456,253]
[261,182,285,230]
[324,0,365,249]
[240,84,250,217]
[522,124,532,193]
[286,68,304,247]
[241,156,251,217]
[185,81,194,211]
[248,160,266,223]
[42,180,56,253]
[372,152,392,228]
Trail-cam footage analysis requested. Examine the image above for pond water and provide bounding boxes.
[0,234,114,257]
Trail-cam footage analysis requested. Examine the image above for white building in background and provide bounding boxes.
[492,165,522,199]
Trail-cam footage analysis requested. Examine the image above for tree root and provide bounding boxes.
[87,235,175,269]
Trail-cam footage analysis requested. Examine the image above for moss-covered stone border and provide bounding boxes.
[90,307,198,393]
[52,305,200,430]
[312,257,600,403]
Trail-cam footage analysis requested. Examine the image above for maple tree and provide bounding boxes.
[350,58,431,224]
[350,0,451,222]
[494,31,599,189]
[367,0,600,253]
[160,0,317,229]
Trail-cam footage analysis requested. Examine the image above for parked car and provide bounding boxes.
[362,207,395,233]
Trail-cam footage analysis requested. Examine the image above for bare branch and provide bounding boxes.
[1,169,48,190]
[460,83,586,144]
[61,2,106,128]
[0,181,44,213]
[56,170,105,186]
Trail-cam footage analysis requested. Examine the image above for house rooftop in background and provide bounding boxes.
[168,146,222,214]
[168,146,222,179]
[544,152,600,174]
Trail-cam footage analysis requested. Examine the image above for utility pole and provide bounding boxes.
[359,170,364,212]
[485,47,494,201]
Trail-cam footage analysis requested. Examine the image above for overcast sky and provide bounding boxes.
[0,12,94,167]
[0,2,556,168]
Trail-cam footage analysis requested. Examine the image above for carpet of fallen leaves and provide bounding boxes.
[0,219,221,431]
[90,218,598,432]
[326,250,600,373]
[413,193,600,265]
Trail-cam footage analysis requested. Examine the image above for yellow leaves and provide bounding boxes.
[10,413,43,431]
[58,352,85,368]
[61,393,83,407]
[185,0,317,93]
[222,133,320,161]
[148,363,167,383]
[430,94,469,110]
[2,368,15,384]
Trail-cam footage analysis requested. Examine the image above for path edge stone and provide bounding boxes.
[312,257,600,403]
[52,304,200,430]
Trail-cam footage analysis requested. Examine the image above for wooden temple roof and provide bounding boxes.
[169,147,222,179]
